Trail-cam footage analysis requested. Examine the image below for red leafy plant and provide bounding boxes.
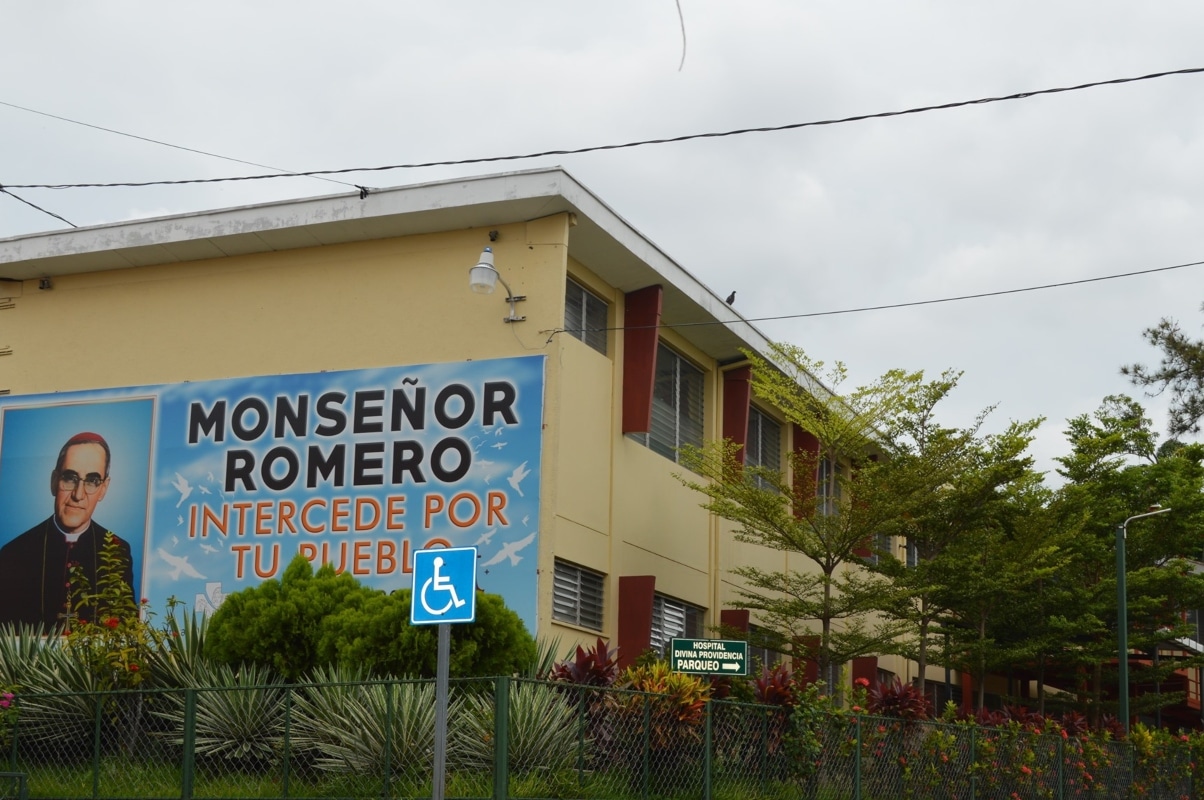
[867,677,933,720]
[548,637,620,686]
[754,664,797,707]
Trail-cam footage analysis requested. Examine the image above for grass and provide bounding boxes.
[13,756,814,800]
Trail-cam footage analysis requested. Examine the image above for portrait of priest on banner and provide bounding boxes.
[0,402,153,631]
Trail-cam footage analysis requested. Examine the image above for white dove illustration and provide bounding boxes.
[171,473,192,507]
[507,461,531,496]
[480,531,537,568]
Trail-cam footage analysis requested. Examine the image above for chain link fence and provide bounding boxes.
[0,677,1196,799]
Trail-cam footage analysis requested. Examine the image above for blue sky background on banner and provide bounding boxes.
[0,398,156,592]
[0,356,546,634]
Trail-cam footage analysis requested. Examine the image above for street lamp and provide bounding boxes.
[1117,504,1172,733]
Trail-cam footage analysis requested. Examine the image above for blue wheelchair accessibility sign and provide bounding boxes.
[410,547,478,625]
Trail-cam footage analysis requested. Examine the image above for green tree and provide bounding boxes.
[927,469,1065,712]
[1048,395,1204,721]
[1123,306,1204,436]
[870,410,1050,701]
[678,345,965,690]
[206,554,536,680]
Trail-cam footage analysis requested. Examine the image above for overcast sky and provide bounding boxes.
[4,1,1204,485]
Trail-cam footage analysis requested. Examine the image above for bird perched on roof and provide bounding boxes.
[725,291,736,305]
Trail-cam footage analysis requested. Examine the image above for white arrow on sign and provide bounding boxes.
[721,663,740,672]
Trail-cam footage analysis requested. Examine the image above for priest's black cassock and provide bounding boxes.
[0,517,134,628]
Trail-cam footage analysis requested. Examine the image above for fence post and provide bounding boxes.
[384,681,394,800]
[91,692,103,799]
[281,686,292,799]
[968,725,976,800]
[1055,733,1064,800]
[576,686,587,789]
[493,676,510,800]
[181,689,196,800]
[703,700,712,800]
[641,693,652,800]
[759,709,769,793]
[853,715,862,800]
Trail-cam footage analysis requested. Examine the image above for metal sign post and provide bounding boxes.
[410,546,478,800]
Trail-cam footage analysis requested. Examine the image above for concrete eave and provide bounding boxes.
[0,167,827,393]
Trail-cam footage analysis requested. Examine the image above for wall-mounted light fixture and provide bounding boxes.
[468,247,526,323]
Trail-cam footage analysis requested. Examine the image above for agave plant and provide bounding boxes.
[3,630,116,750]
[145,609,211,689]
[0,623,60,688]
[289,666,440,776]
[522,635,567,680]
[453,679,585,775]
[154,661,285,766]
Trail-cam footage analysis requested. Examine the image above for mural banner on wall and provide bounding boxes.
[0,355,546,633]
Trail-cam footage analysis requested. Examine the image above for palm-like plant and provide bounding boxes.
[289,666,439,776]
[454,680,584,775]
[154,662,285,765]
[2,628,113,751]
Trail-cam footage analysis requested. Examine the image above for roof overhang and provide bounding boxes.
[0,168,788,368]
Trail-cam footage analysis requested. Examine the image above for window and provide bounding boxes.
[906,541,919,568]
[634,344,705,463]
[867,532,893,565]
[565,279,608,355]
[746,407,781,489]
[817,456,843,515]
[747,624,783,671]
[552,559,605,631]
[650,593,705,656]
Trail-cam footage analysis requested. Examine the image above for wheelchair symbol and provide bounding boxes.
[420,556,467,616]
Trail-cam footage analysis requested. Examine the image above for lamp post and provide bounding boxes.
[1116,505,1172,733]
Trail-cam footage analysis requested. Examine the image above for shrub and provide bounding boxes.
[204,556,363,681]
[206,555,536,680]
[613,662,710,750]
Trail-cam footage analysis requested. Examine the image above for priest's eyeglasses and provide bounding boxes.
[56,471,107,495]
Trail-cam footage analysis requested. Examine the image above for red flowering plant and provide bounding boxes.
[1127,723,1196,798]
[0,687,17,749]
[63,533,161,690]
[848,675,871,714]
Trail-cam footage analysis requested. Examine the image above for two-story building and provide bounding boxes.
[0,167,901,684]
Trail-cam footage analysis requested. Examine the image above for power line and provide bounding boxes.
[0,188,75,228]
[4,66,1201,192]
[551,258,1204,339]
[0,99,368,192]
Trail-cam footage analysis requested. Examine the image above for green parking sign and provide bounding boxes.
[670,638,748,676]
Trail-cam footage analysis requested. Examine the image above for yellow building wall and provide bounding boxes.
[0,217,577,632]
[1,210,838,665]
[0,221,568,392]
